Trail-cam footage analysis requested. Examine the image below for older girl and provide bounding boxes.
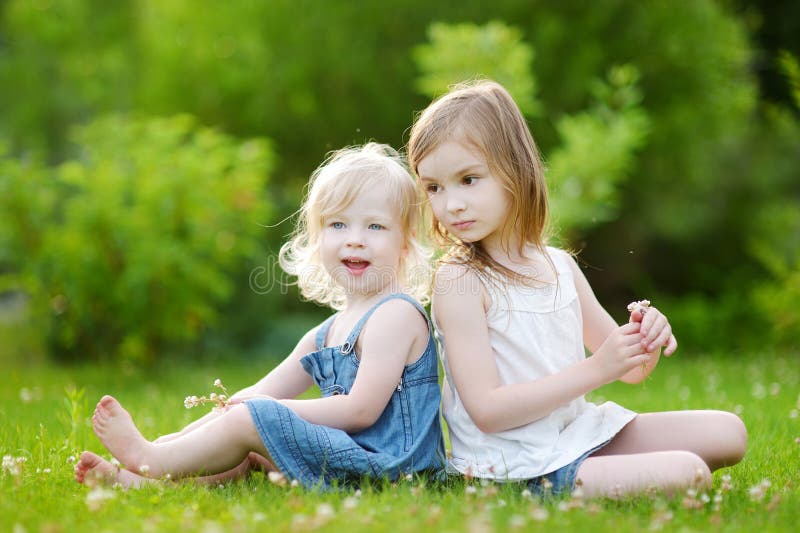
[407,80,746,497]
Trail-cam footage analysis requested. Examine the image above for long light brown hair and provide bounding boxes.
[407,80,552,283]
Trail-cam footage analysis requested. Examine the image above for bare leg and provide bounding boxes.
[154,409,228,444]
[93,397,271,479]
[591,411,747,470]
[577,450,711,498]
[75,451,275,489]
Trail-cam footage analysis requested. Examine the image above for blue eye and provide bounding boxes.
[330,221,345,229]
[368,223,385,230]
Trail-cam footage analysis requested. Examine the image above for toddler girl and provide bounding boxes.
[407,80,746,497]
[75,143,445,489]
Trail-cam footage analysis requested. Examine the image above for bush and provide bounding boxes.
[0,115,274,362]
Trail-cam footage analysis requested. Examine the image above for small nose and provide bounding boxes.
[446,193,466,214]
[345,228,365,247]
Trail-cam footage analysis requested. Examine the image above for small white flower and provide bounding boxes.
[465,485,477,495]
[342,496,359,510]
[139,464,150,474]
[268,471,287,486]
[509,515,525,528]
[521,488,532,499]
[316,503,335,519]
[530,507,549,521]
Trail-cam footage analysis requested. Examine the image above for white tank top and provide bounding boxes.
[436,247,635,480]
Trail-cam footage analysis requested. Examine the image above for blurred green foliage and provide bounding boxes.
[413,21,540,116]
[0,115,273,362]
[0,0,798,361]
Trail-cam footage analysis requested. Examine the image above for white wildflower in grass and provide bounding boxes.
[342,496,359,511]
[85,486,115,511]
[520,488,532,499]
[267,471,287,486]
[405,473,413,481]
[752,383,766,399]
[139,464,150,475]
[110,457,120,468]
[465,485,477,495]
[354,489,362,497]
[530,506,549,521]
[184,379,230,410]
[67,455,76,464]
[290,479,300,488]
[508,514,526,528]
[649,508,674,531]
[2,455,26,477]
[291,514,309,528]
[748,479,772,502]
[316,503,335,521]
[682,486,708,510]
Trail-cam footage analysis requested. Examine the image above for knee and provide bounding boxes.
[675,451,712,489]
[716,411,747,466]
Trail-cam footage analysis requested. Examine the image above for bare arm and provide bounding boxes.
[435,263,650,434]
[278,299,428,433]
[231,327,318,401]
[154,326,318,443]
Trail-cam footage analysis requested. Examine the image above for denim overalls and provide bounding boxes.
[246,293,445,489]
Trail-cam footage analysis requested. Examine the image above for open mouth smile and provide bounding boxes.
[342,257,370,274]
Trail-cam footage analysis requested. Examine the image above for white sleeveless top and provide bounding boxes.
[436,247,636,480]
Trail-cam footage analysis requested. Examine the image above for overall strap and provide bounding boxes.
[314,314,338,351]
[340,293,429,355]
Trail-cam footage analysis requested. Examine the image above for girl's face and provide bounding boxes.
[319,183,407,301]
[417,140,513,253]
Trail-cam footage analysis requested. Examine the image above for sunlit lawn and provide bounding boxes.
[1,345,798,532]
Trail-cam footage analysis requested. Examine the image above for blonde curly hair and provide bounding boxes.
[279,143,431,310]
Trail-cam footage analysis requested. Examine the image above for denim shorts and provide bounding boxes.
[525,440,611,497]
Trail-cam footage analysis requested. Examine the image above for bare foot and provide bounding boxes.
[74,451,153,489]
[92,395,152,474]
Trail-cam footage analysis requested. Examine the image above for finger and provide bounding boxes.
[628,353,652,370]
[664,335,678,356]
[642,314,667,344]
[647,324,672,352]
[640,307,661,335]
[623,344,648,358]
[619,321,642,334]
[629,309,644,324]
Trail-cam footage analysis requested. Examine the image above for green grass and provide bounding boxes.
[1,351,798,532]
